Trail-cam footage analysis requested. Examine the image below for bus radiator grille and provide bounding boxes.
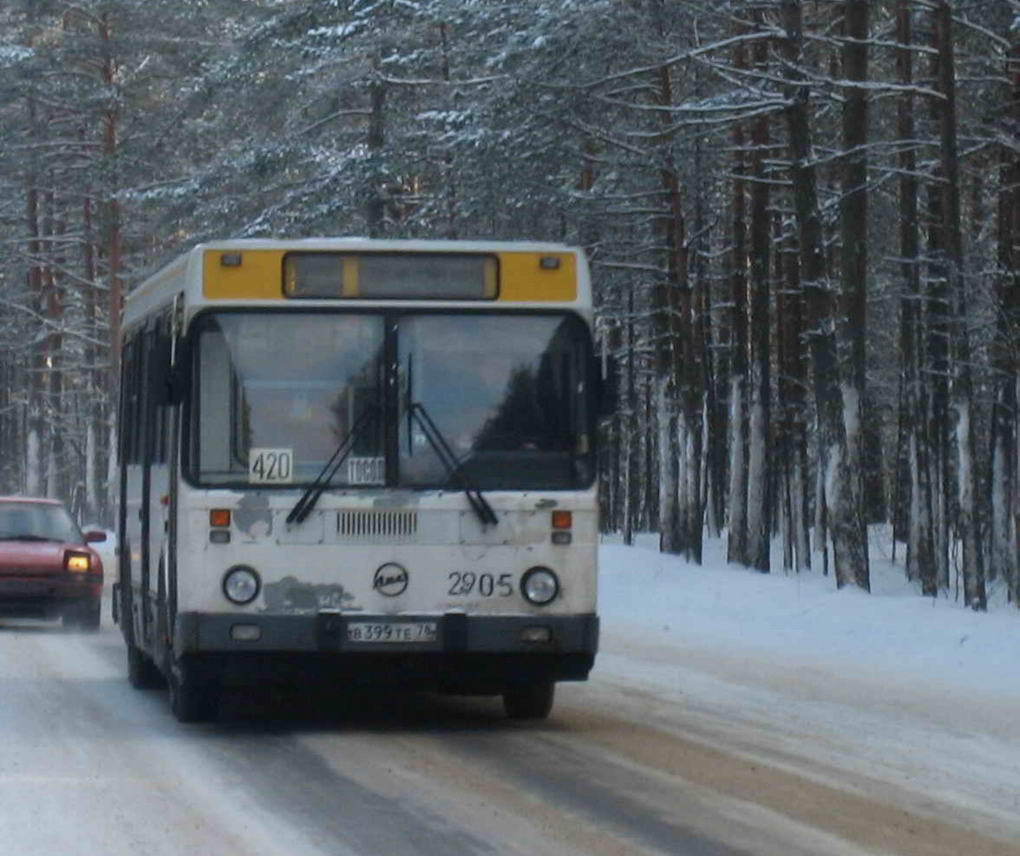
[336,510,419,542]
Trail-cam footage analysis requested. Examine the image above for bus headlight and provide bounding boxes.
[521,567,559,605]
[222,565,261,605]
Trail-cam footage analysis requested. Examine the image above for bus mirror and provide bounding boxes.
[166,366,189,404]
[146,328,175,405]
[596,356,618,417]
[164,337,190,404]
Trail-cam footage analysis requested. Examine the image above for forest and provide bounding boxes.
[1,0,1018,608]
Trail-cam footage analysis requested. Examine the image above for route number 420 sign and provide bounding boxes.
[249,448,294,483]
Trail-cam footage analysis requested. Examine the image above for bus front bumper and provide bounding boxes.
[173,611,598,688]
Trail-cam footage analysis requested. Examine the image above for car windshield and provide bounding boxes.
[188,311,594,490]
[0,502,83,543]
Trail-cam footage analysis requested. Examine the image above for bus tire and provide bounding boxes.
[168,659,218,723]
[503,682,555,720]
[127,641,164,689]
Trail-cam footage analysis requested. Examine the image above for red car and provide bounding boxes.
[0,497,106,630]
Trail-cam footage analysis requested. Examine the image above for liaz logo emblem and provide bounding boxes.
[373,563,408,597]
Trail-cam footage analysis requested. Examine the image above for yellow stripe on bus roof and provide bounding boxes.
[203,249,577,302]
[203,250,285,300]
[497,252,576,302]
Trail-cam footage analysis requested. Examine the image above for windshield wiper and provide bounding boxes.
[407,401,498,528]
[286,406,379,525]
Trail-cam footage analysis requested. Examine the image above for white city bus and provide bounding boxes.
[115,239,602,722]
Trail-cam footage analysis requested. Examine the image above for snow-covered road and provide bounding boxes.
[1,533,1018,856]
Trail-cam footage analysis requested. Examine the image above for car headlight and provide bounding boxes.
[64,550,92,573]
[521,567,559,605]
[222,565,260,605]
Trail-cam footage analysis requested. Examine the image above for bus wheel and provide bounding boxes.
[168,658,218,723]
[127,641,164,689]
[503,682,555,720]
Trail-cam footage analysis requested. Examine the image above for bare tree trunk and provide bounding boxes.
[44,185,65,500]
[650,0,700,559]
[694,142,723,541]
[98,13,122,523]
[643,377,655,532]
[623,287,639,545]
[0,358,10,490]
[779,0,869,590]
[727,27,749,564]
[681,316,705,562]
[25,95,45,498]
[745,16,771,572]
[655,377,677,553]
[991,12,1020,606]
[934,2,985,610]
[922,27,952,593]
[366,61,387,239]
[437,22,459,239]
[777,218,810,571]
[838,0,871,590]
[895,1,936,595]
[82,183,103,522]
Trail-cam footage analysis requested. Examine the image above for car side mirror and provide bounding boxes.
[84,530,107,543]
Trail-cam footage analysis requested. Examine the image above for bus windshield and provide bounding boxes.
[188,311,594,490]
[398,314,593,489]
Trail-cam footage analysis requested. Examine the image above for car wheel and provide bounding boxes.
[127,641,164,689]
[62,599,101,632]
[80,598,101,632]
[168,658,218,723]
[503,682,555,720]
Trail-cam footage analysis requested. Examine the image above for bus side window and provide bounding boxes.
[120,338,142,466]
[146,317,173,465]
[118,340,131,463]
[140,331,154,466]
[196,328,233,474]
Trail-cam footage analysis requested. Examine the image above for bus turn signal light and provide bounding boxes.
[551,511,572,529]
[210,509,231,528]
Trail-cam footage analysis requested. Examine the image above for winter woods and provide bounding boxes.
[1,1,1018,606]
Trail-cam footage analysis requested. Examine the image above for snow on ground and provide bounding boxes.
[84,522,1020,838]
[598,528,1020,700]
[596,529,1020,837]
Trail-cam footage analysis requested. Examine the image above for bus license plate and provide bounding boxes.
[346,621,438,643]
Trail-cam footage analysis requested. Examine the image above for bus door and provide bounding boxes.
[119,335,145,643]
[142,315,174,650]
